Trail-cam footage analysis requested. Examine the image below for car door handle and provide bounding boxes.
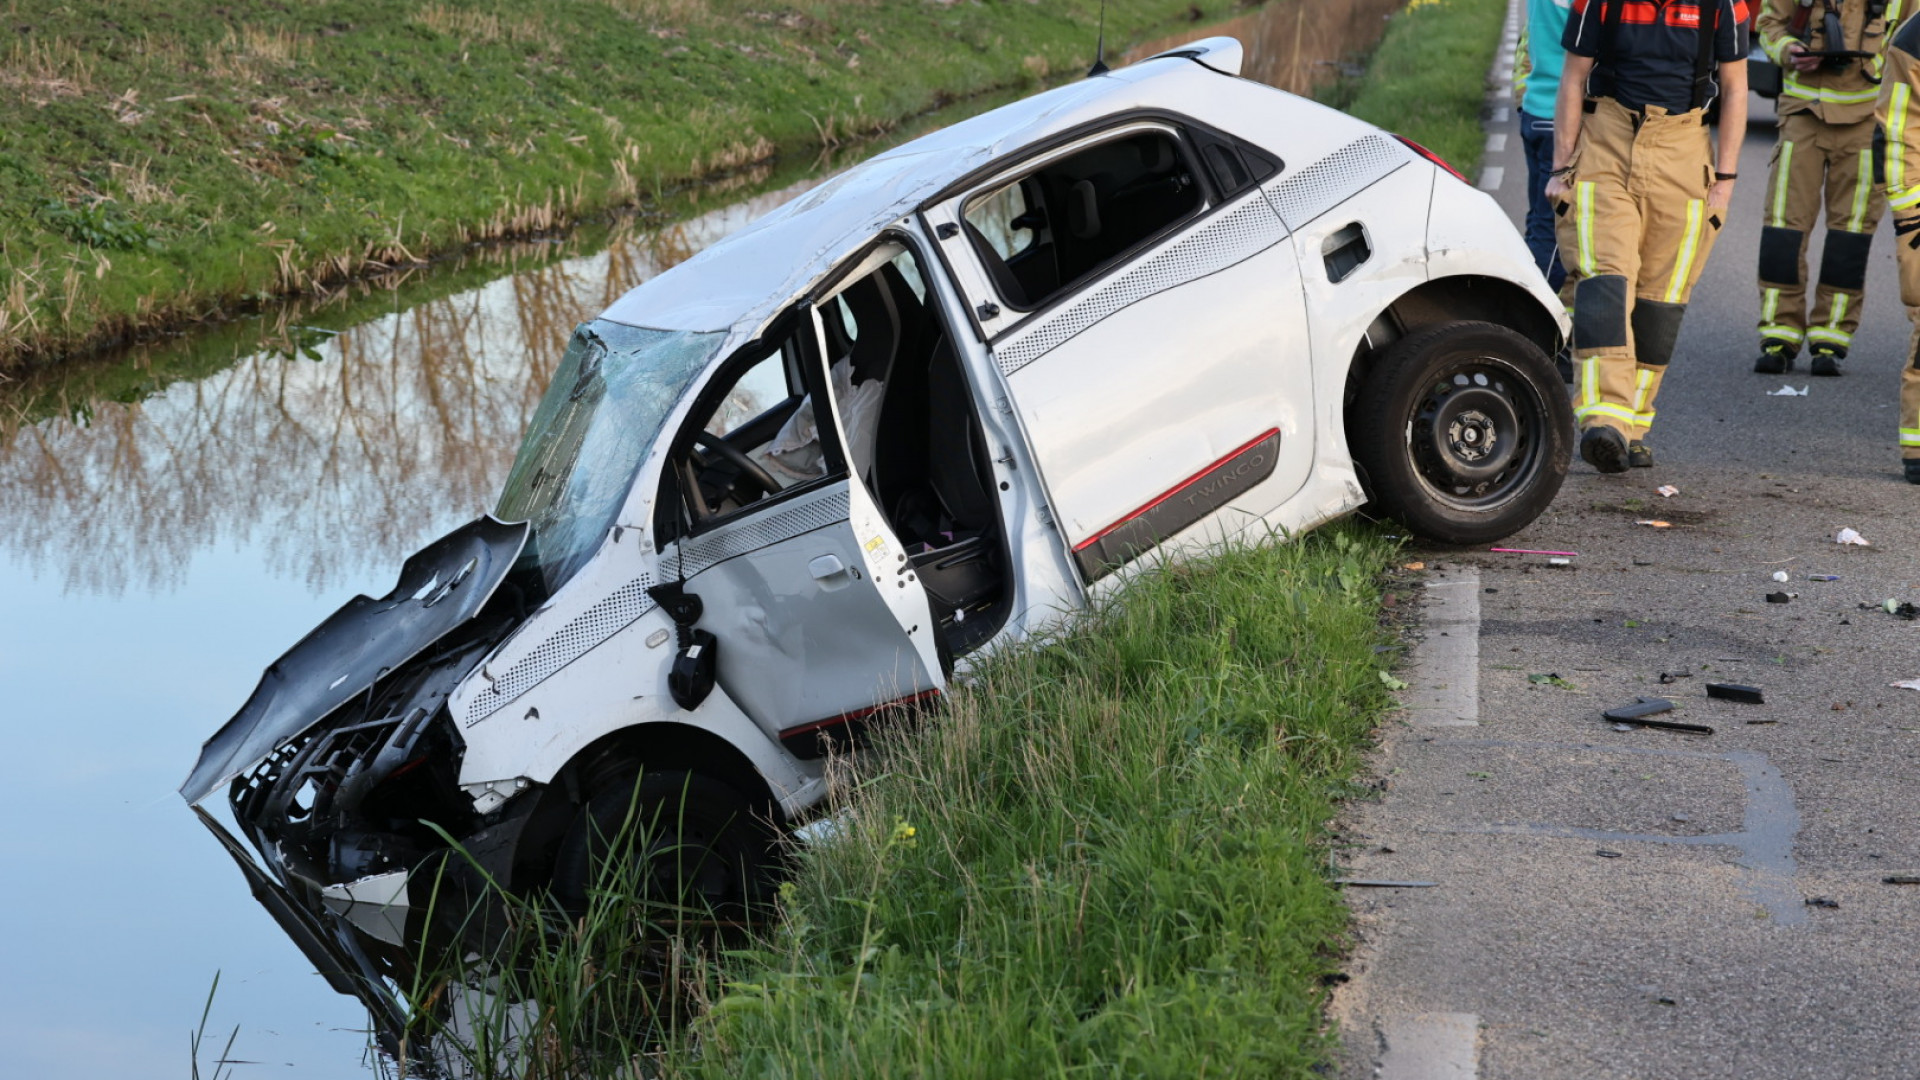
[809,554,848,581]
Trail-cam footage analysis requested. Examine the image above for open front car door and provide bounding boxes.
[653,296,947,760]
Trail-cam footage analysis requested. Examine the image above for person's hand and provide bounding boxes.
[1708,177,1736,212]
[1785,41,1822,73]
[1545,172,1571,202]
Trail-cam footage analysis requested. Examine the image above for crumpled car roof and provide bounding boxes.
[597,45,1245,343]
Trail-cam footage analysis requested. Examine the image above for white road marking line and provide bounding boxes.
[1489,105,1511,123]
[1477,165,1504,192]
[1402,572,1481,726]
[1485,132,1508,153]
[1380,1012,1481,1080]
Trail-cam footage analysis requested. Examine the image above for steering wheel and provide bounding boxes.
[692,430,782,498]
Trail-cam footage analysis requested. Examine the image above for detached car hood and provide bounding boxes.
[181,516,528,805]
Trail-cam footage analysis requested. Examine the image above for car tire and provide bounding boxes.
[552,769,777,919]
[1350,321,1571,545]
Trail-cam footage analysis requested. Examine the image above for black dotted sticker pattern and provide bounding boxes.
[1261,134,1408,231]
[993,193,1288,376]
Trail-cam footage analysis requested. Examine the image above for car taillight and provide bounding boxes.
[1394,135,1469,184]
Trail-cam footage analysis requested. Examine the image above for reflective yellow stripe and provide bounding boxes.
[1760,322,1805,343]
[1770,142,1795,228]
[1581,356,1601,408]
[1809,326,1854,346]
[1575,402,1640,425]
[1900,428,1920,446]
[1780,76,1881,105]
[1890,86,1912,195]
[1666,200,1704,304]
[1829,293,1851,328]
[1762,33,1793,65]
[1576,181,1597,276]
[1891,186,1920,211]
[1761,289,1781,324]
[1631,369,1654,413]
[1849,150,1874,232]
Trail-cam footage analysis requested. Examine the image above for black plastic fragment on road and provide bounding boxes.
[1805,896,1840,909]
[1596,849,1624,858]
[1766,592,1791,604]
[1602,697,1713,733]
[1883,874,1920,885]
[1604,697,1674,720]
[1706,682,1765,704]
[1334,878,1439,888]
[1659,671,1692,684]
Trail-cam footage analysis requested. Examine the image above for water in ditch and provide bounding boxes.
[0,8,1402,1075]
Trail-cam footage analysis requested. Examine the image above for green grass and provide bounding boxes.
[1332,0,1505,175]
[419,526,1405,1079]
[0,0,1222,370]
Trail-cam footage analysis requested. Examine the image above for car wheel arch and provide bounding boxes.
[508,720,781,890]
[1343,274,1563,415]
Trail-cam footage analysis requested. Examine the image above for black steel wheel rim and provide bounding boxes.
[1404,356,1544,510]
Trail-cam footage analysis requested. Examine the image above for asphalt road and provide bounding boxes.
[1331,18,1920,1080]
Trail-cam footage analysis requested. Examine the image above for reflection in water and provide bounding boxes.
[0,180,818,595]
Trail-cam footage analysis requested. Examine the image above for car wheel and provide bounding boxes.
[552,769,777,920]
[1350,321,1571,545]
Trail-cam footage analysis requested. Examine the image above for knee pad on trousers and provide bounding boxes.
[1818,229,1873,292]
[1631,300,1686,367]
[1573,275,1630,350]
[1758,227,1804,286]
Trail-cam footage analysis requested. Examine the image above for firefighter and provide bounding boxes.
[1874,16,1920,480]
[1548,0,1751,473]
[1755,0,1903,377]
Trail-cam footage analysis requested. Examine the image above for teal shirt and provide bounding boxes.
[1522,0,1573,118]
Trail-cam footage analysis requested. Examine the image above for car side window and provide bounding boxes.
[961,128,1204,312]
[666,328,828,530]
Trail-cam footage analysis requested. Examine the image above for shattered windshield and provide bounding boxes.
[495,321,721,594]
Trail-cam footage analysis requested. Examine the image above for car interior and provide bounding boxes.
[962,128,1206,313]
[662,246,1011,659]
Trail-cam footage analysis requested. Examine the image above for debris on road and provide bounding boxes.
[1767,384,1809,396]
[1808,574,1840,581]
[1892,679,1920,692]
[1882,874,1920,885]
[1656,484,1680,497]
[1805,897,1840,909]
[1548,556,1572,566]
[1604,697,1674,720]
[1596,850,1624,858]
[1835,527,1871,546]
[1529,673,1575,689]
[1766,592,1792,604]
[1402,561,1425,571]
[1868,599,1919,620]
[1601,698,1714,734]
[1335,878,1439,888]
[1706,682,1766,704]
[1659,671,1692,684]
[1636,519,1672,528]
[1490,547,1579,556]
[1772,570,1790,583]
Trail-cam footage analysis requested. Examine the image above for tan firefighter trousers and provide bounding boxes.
[1758,112,1884,356]
[1894,214,1920,459]
[1556,97,1725,441]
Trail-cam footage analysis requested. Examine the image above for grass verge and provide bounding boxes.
[1325,0,1506,176]
[0,0,1223,371]
[419,525,1405,1078]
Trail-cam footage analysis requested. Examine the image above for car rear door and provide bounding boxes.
[656,304,944,755]
[922,118,1316,582]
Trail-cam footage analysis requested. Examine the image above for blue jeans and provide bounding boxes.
[1519,109,1567,293]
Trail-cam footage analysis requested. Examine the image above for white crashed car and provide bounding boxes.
[183,37,1570,1046]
